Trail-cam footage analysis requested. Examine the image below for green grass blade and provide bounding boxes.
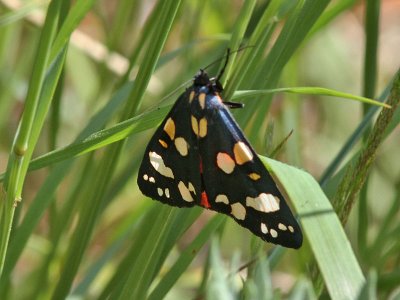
[51,0,182,297]
[148,215,224,300]
[262,157,365,299]
[333,70,400,223]
[233,87,390,108]
[0,0,62,276]
[49,0,97,62]
[117,206,175,300]
[0,1,48,27]
[363,0,380,100]
[319,81,393,186]
[26,105,170,172]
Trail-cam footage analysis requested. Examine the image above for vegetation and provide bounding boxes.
[0,0,399,299]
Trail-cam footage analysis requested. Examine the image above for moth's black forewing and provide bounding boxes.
[198,93,302,248]
[137,90,201,208]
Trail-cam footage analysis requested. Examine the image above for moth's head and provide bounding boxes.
[193,69,210,86]
[193,69,223,93]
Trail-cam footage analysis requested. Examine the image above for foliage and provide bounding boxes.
[0,0,399,299]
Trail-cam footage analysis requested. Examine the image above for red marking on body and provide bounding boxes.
[201,191,210,208]
[199,157,203,174]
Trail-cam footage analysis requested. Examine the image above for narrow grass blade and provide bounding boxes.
[233,87,390,108]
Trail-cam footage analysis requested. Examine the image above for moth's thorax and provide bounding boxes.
[187,86,223,119]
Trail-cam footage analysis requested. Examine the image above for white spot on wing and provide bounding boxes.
[231,203,246,220]
[178,181,194,202]
[261,223,268,234]
[149,177,155,183]
[188,182,196,194]
[270,229,278,238]
[246,193,280,213]
[278,223,287,231]
[157,188,163,196]
[143,174,148,181]
[288,225,294,233]
[149,152,174,178]
[165,188,170,198]
[215,194,229,205]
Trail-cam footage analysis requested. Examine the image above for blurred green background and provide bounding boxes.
[0,0,399,299]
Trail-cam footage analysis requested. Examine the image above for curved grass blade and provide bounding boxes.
[262,157,365,299]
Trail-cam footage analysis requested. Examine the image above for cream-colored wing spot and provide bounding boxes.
[149,151,174,178]
[270,229,278,238]
[163,118,175,140]
[174,137,188,156]
[143,174,149,181]
[288,225,294,233]
[165,188,170,198]
[199,117,207,137]
[198,93,206,109]
[188,182,196,194]
[246,193,280,213]
[178,181,195,202]
[278,223,287,231]
[231,203,246,220]
[149,177,155,183]
[215,194,229,205]
[261,223,268,234]
[216,152,235,174]
[157,188,163,197]
[233,142,253,165]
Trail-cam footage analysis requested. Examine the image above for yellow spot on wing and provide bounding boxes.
[163,118,175,140]
[216,152,235,174]
[198,93,206,109]
[248,173,260,180]
[234,142,253,165]
[191,116,198,136]
[199,117,207,137]
[189,91,195,102]
[158,139,168,148]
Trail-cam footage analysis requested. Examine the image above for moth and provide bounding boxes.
[137,56,302,248]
